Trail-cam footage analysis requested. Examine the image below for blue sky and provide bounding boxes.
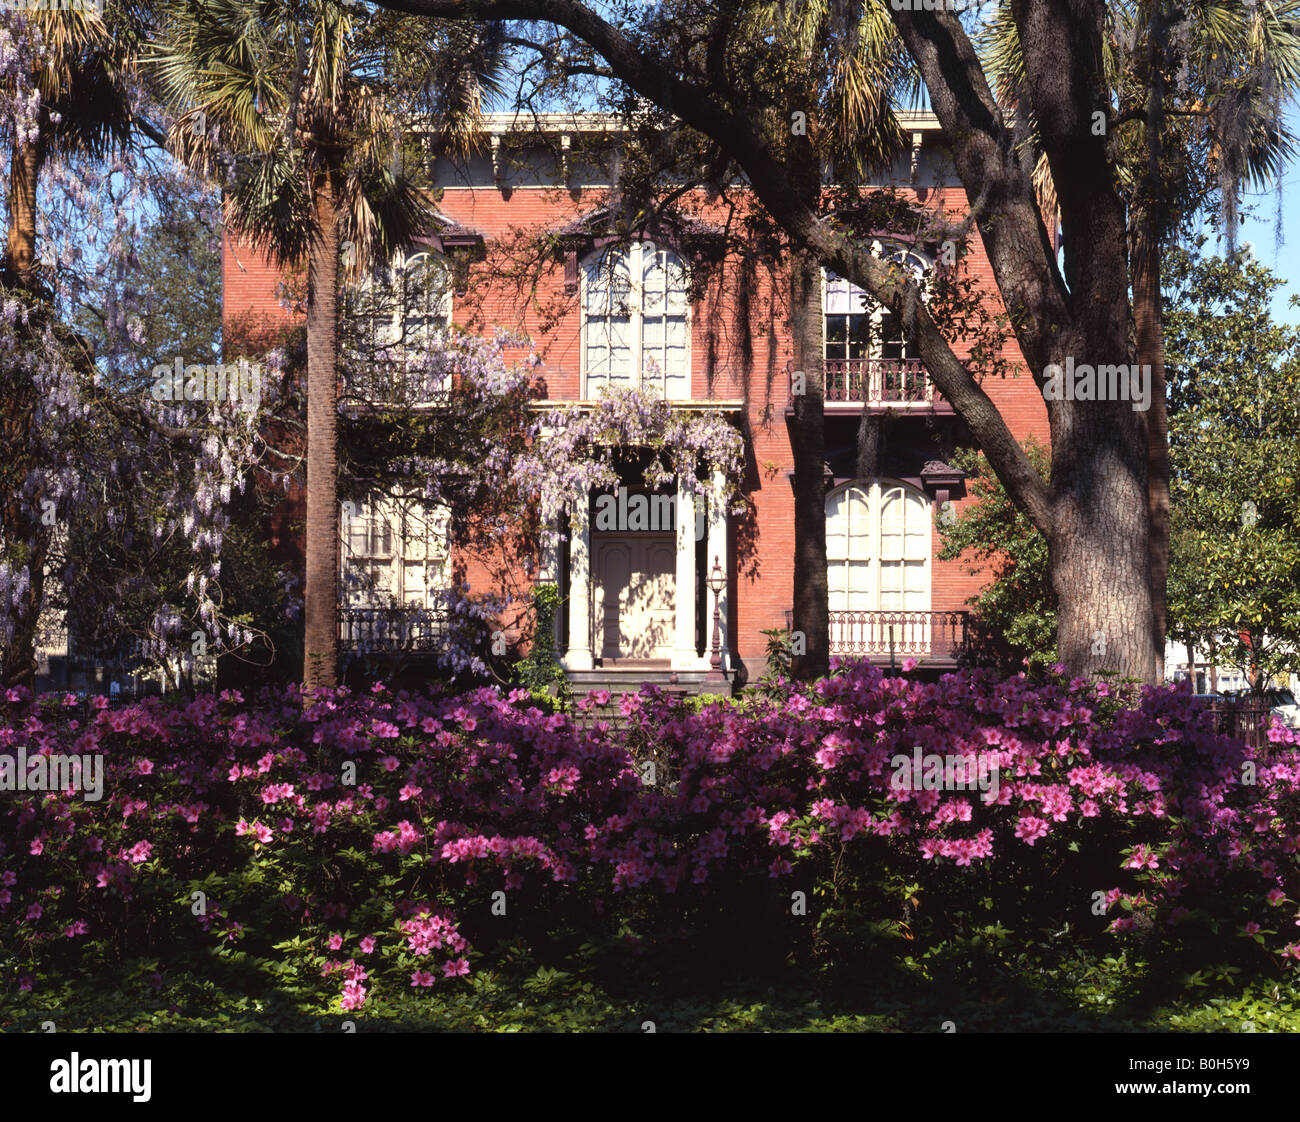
[1232,175,1300,325]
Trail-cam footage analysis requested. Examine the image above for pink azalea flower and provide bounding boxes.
[340,980,367,1011]
[1014,816,1049,846]
[410,970,436,987]
[442,958,470,978]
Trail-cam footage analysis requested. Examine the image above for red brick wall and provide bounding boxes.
[224,174,1051,676]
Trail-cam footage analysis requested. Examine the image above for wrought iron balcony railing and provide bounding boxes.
[338,606,449,654]
[816,358,942,406]
[785,609,969,664]
[830,609,967,661]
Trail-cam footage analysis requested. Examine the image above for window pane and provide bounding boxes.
[665,257,688,312]
[827,490,846,547]
[586,251,632,313]
[403,563,426,605]
[848,315,871,360]
[845,561,873,608]
[825,272,867,315]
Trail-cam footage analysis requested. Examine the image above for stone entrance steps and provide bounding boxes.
[561,667,731,729]
[566,667,727,701]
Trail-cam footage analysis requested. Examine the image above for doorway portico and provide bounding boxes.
[562,470,729,676]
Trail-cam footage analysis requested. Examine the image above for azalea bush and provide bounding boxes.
[2,664,1299,1017]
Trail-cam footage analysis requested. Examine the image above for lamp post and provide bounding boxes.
[708,556,726,681]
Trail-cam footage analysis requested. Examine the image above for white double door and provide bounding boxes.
[592,534,676,661]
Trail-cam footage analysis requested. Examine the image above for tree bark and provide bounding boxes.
[5,138,42,285]
[1046,393,1156,683]
[1,133,49,688]
[303,171,341,692]
[789,246,828,680]
[1133,220,1169,681]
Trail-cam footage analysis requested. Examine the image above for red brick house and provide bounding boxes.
[222,111,1050,691]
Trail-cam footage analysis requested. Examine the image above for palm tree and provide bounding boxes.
[151,0,504,690]
[978,0,1300,678]
[2,4,142,287]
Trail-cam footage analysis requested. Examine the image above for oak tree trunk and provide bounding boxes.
[789,245,829,680]
[1047,392,1157,683]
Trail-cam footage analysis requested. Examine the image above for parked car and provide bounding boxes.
[1216,687,1299,729]
[1263,688,1300,729]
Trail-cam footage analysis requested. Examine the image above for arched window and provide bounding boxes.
[582,242,689,399]
[343,250,452,403]
[825,479,931,618]
[824,242,930,402]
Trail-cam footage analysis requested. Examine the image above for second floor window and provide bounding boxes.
[823,243,930,365]
[583,242,689,399]
[343,250,452,404]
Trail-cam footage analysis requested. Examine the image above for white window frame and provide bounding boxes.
[824,478,932,615]
[822,241,931,365]
[580,241,691,400]
[344,249,454,403]
[341,496,451,610]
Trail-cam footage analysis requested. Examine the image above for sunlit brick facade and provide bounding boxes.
[222,111,1050,689]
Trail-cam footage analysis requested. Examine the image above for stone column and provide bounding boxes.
[672,477,698,670]
[705,469,729,671]
[562,515,594,671]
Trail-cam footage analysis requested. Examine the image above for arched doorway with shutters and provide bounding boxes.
[825,478,933,660]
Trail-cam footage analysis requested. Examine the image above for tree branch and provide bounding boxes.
[361,0,1054,529]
